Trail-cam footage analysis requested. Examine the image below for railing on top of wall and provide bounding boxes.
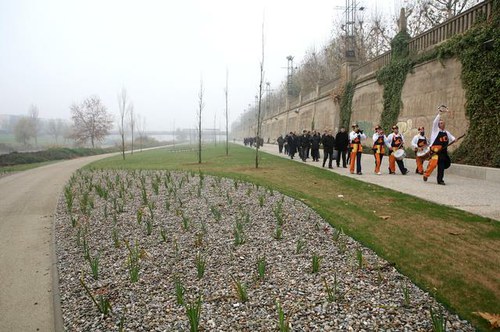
[408,0,492,53]
[351,0,492,81]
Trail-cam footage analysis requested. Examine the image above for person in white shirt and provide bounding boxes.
[411,126,430,175]
[385,125,408,175]
[349,123,366,175]
[423,105,456,185]
[372,125,386,175]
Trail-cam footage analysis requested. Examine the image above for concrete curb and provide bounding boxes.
[51,211,64,332]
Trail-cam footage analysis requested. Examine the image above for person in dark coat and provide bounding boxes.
[286,132,297,159]
[335,127,349,167]
[299,130,310,162]
[310,131,321,162]
[321,130,335,168]
[277,135,285,153]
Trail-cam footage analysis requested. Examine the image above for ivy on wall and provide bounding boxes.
[376,31,413,132]
[434,4,500,167]
[339,81,355,129]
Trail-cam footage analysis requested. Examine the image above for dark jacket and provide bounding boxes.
[311,134,321,149]
[335,131,349,150]
[322,134,335,152]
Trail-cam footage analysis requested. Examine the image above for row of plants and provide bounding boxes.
[57,169,460,331]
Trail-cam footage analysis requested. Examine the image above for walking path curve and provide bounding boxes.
[257,144,500,221]
[0,154,117,332]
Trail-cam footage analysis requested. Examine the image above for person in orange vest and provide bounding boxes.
[372,125,386,175]
[411,126,430,175]
[349,123,366,175]
[386,125,409,175]
[424,106,456,185]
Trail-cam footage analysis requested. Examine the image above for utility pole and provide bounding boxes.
[285,55,294,134]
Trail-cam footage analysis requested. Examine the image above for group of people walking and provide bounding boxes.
[277,127,350,168]
[276,106,457,184]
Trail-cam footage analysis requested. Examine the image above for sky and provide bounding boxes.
[0,0,398,131]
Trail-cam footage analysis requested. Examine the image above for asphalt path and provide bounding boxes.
[257,144,500,221]
[0,153,122,332]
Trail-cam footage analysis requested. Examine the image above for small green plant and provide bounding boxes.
[226,191,232,205]
[375,264,383,285]
[147,201,155,220]
[125,240,142,283]
[257,256,266,280]
[174,276,185,305]
[141,186,148,205]
[273,200,284,226]
[274,225,282,240]
[233,221,245,246]
[89,254,99,280]
[402,282,411,307]
[258,194,265,207]
[210,205,222,221]
[136,209,143,224]
[82,236,90,261]
[145,218,153,235]
[231,275,248,303]
[70,214,77,227]
[152,179,159,195]
[332,228,342,242]
[323,274,340,303]
[160,227,167,242]
[430,307,447,332]
[112,228,120,248]
[296,238,305,254]
[356,248,364,269]
[80,274,112,316]
[164,198,170,211]
[311,254,321,273]
[64,185,73,212]
[182,213,190,230]
[195,252,206,279]
[185,295,202,332]
[276,301,290,332]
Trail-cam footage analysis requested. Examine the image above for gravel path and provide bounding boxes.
[55,169,473,331]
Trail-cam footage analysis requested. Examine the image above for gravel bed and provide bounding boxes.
[55,169,473,331]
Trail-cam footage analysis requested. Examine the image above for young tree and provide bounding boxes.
[47,119,66,143]
[70,96,113,148]
[255,18,265,169]
[117,88,129,160]
[129,103,135,155]
[197,78,204,164]
[224,69,229,156]
[14,117,34,146]
[28,104,40,146]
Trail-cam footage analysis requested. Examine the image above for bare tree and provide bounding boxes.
[135,113,147,152]
[224,69,229,156]
[47,119,66,143]
[28,104,40,146]
[70,96,113,148]
[255,18,265,169]
[14,117,34,146]
[129,103,135,155]
[197,78,204,164]
[117,88,129,160]
[403,0,476,36]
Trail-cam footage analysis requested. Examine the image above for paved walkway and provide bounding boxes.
[0,154,118,332]
[257,144,500,221]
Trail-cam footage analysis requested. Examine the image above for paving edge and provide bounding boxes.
[51,203,64,332]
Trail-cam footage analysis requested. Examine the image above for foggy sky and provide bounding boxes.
[0,0,396,131]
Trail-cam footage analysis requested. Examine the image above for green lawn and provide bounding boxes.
[88,144,499,331]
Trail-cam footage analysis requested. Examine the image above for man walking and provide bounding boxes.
[321,130,335,168]
[335,127,349,168]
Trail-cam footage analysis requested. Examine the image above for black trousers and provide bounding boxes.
[337,149,347,167]
[323,150,333,167]
[437,156,445,182]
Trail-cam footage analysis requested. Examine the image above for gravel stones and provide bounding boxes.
[55,169,474,331]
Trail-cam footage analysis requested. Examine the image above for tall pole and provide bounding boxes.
[225,69,229,155]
